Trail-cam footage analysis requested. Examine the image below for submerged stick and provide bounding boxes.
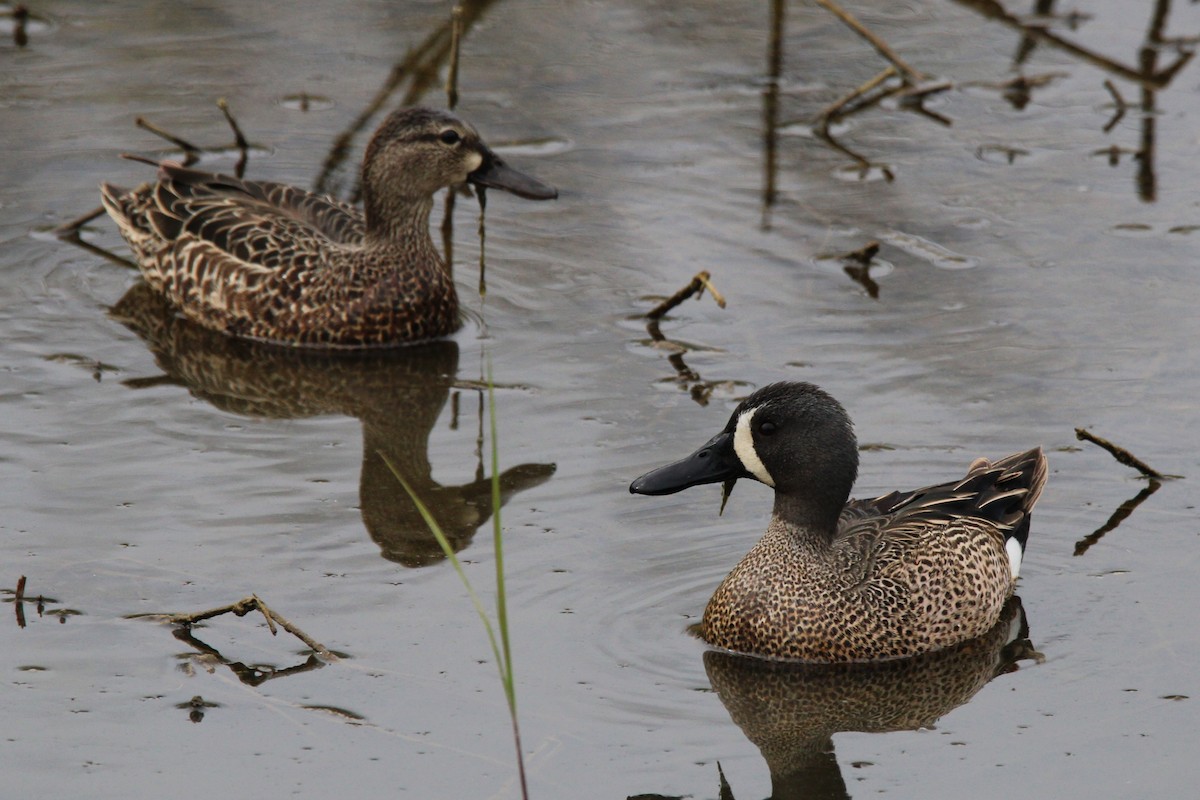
[646,271,727,320]
[1075,427,1166,479]
[1074,480,1161,556]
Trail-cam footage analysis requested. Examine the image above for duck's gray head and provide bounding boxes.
[630,382,859,527]
[362,107,556,232]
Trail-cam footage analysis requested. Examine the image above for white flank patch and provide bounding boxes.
[734,408,775,487]
[1006,537,1024,581]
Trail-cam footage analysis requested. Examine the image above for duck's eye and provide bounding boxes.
[757,420,777,436]
[439,129,462,146]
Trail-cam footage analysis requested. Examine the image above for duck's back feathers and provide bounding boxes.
[845,446,1047,549]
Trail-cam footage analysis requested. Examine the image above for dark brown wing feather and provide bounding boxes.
[838,447,1047,550]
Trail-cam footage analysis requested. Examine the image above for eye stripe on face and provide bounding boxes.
[734,407,775,487]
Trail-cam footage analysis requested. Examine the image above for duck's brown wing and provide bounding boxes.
[101,162,375,339]
[838,447,1048,551]
[102,161,364,259]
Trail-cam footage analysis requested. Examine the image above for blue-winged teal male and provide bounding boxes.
[101,107,556,348]
[631,382,1047,662]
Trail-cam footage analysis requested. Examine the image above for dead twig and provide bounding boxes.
[217,99,249,151]
[53,206,108,238]
[157,595,336,661]
[217,98,250,177]
[814,0,925,84]
[646,271,726,320]
[813,67,901,179]
[135,116,202,158]
[1074,427,1167,479]
[952,0,1193,92]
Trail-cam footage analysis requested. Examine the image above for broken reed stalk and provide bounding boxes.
[383,364,528,800]
[135,116,201,155]
[1075,427,1165,479]
[217,98,251,177]
[816,66,896,131]
[814,0,924,84]
[812,67,901,178]
[165,595,335,661]
[646,271,727,320]
[217,99,249,151]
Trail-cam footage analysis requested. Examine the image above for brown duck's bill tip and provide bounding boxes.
[468,157,557,201]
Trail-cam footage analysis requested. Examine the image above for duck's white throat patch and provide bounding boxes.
[734,408,775,487]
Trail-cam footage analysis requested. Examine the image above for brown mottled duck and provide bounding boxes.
[100,107,556,348]
[630,381,1047,662]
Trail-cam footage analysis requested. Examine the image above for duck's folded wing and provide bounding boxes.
[841,448,1047,537]
[148,163,365,248]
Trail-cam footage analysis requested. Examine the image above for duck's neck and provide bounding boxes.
[771,492,843,549]
[363,194,445,269]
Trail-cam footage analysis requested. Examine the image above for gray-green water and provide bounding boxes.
[3,1,1198,797]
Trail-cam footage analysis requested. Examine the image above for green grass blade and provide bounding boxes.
[380,452,504,673]
[488,367,516,707]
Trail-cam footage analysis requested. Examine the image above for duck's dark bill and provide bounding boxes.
[469,152,557,200]
[629,432,746,495]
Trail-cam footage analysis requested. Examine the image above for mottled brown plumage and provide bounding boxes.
[631,382,1047,662]
[100,107,556,348]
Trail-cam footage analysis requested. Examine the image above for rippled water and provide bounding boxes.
[3,1,1199,797]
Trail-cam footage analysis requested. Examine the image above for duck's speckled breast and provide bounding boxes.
[700,518,1014,662]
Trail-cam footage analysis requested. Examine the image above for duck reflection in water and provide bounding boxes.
[703,597,1039,800]
[110,282,555,566]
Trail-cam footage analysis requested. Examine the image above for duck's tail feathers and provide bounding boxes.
[965,447,1047,579]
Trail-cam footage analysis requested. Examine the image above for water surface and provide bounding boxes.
[2,1,1198,797]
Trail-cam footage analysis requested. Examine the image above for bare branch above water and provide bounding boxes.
[1075,427,1173,480]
